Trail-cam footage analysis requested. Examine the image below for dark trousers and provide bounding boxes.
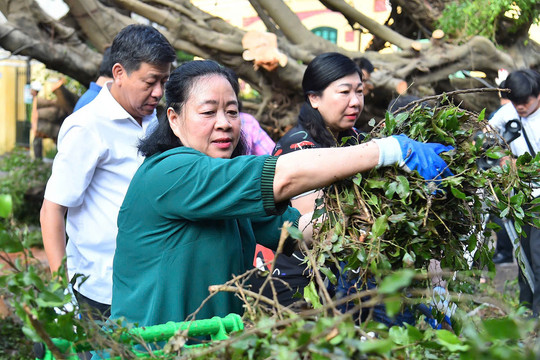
[517,223,540,315]
[73,289,111,320]
[72,290,111,359]
[493,215,513,259]
[33,137,43,159]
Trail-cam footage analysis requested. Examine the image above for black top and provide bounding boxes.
[249,123,364,307]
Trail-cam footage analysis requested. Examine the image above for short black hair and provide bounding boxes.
[498,80,509,100]
[98,47,114,78]
[110,24,177,74]
[505,69,540,104]
[354,57,374,74]
[139,60,246,158]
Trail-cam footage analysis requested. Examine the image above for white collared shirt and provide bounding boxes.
[489,102,540,197]
[44,83,157,304]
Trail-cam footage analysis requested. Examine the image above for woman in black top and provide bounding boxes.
[252,53,427,327]
[252,52,367,307]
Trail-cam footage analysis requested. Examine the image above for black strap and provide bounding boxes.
[519,117,537,157]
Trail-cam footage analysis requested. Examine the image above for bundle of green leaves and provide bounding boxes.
[309,101,540,291]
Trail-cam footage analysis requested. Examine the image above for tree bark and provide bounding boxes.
[0,0,538,137]
[320,0,416,51]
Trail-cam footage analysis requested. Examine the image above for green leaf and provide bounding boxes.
[395,176,410,199]
[467,234,477,252]
[385,299,402,318]
[514,220,522,234]
[477,108,486,121]
[385,182,397,199]
[386,111,396,134]
[355,247,366,263]
[319,266,337,285]
[483,318,520,340]
[35,290,66,308]
[312,207,326,220]
[366,179,386,189]
[371,215,389,239]
[389,325,409,345]
[402,251,415,267]
[379,269,415,294]
[286,225,303,240]
[358,339,393,354]
[0,194,13,218]
[303,281,322,309]
[514,206,525,220]
[0,232,24,253]
[405,323,423,342]
[450,186,466,199]
[334,222,343,236]
[436,330,469,352]
[486,147,506,159]
[388,213,406,223]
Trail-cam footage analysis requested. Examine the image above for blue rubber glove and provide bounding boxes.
[373,134,454,180]
[426,311,453,330]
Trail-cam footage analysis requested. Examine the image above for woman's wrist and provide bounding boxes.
[372,136,402,168]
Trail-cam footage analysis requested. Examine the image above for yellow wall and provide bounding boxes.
[0,60,28,155]
[192,0,390,51]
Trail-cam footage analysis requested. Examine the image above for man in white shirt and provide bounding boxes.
[40,24,176,317]
[489,69,540,315]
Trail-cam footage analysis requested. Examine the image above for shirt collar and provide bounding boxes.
[95,81,157,127]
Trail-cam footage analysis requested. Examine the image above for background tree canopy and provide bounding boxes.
[0,0,538,135]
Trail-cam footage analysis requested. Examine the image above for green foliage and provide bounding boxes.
[176,50,195,64]
[0,148,51,225]
[437,0,539,42]
[0,317,34,360]
[310,103,539,291]
[1,102,539,359]
[183,308,539,359]
[0,189,81,346]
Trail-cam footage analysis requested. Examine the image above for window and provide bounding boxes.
[312,27,337,44]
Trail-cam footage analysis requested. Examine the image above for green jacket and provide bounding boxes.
[111,147,300,326]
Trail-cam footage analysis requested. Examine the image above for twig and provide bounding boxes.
[298,240,339,315]
[353,184,373,223]
[252,221,294,320]
[23,305,65,360]
[391,87,508,116]
[208,285,297,316]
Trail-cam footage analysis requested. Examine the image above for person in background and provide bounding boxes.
[225,69,275,156]
[254,53,366,308]
[239,108,277,272]
[29,80,43,159]
[251,53,453,328]
[73,47,114,112]
[489,77,517,265]
[489,69,540,314]
[240,111,275,155]
[40,24,176,318]
[354,57,374,96]
[354,57,408,96]
[353,57,408,133]
[110,58,453,326]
